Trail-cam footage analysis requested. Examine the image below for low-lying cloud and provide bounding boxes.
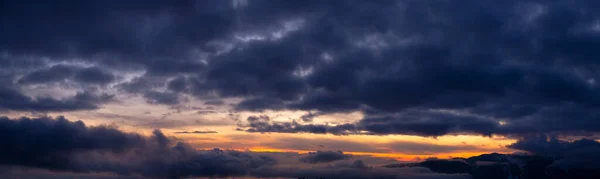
[299,150,352,164]
[0,116,472,179]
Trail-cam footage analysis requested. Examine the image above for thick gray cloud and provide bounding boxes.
[0,116,276,178]
[0,87,114,112]
[299,150,352,164]
[508,136,600,158]
[388,142,476,155]
[507,136,600,178]
[0,116,476,179]
[73,67,115,85]
[252,162,472,179]
[2,0,600,136]
[18,65,115,85]
[17,64,79,84]
[142,91,182,105]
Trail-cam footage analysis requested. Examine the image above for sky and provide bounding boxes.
[1,0,600,178]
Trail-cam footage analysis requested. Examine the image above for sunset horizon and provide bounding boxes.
[2,0,600,179]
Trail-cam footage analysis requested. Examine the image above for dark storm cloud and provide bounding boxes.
[508,136,600,158]
[0,116,276,179]
[387,142,476,155]
[0,0,235,58]
[117,77,186,106]
[223,0,600,137]
[143,91,182,105]
[17,65,116,85]
[17,64,78,84]
[240,110,502,137]
[235,97,286,112]
[166,76,188,93]
[118,77,153,93]
[0,87,114,112]
[252,162,472,179]
[507,136,600,178]
[3,0,600,137]
[0,116,474,179]
[242,115,358,135]
[299,150,352,164]
[357,110,502,137]
[0,116,144,169]
[73,67,115,85]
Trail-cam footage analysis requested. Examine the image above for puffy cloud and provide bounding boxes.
[0,116,275,178]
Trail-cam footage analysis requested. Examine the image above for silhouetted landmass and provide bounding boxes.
[385,153,600,179]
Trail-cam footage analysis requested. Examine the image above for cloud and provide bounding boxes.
[508,135,600,158]
[299,112,322,122]
[73,67,115,85]
[508,136,600,178]
[261,137,389,153]
[387,150,600,179]
[299,150,352,164]
[239,110,503,137]
[2,0,600,137]
[204,100,225,105]
[17,65,115,85]
[252,162,472,179]
[257,135,480,155]
[143,91,182,105]
[0,116,275,178]
[173,130,218,134]
[241,115,358,135]
[387,141,477,155]
[17,64,78,84]
[0,115,476,179]
[0,88,114,112]
[214,0,600,137]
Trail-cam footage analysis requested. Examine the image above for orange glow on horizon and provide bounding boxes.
[195,146,516,162]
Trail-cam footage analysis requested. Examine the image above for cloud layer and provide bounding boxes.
[0,116,474,179]
[0,116,275,178]
[2,0,600,137]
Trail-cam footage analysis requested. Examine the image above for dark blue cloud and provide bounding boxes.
[0,87,114,112]
[2,0,600,136]
[17,64,78,84]
[299,150,352,164]
[73,67,115,85]
[143,91,182,105]
[0,116,276,179]
[0,116,477,179]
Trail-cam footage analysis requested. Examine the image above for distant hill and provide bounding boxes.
[384,153,600,179]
